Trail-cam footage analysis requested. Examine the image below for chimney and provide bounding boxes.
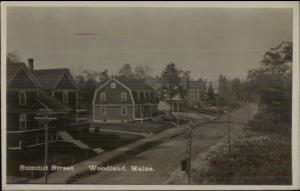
[28,58,34,71]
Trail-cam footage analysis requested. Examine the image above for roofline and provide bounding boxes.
[8,64,41,88]
[114,78,135,105]
[92,78,135,105]
[52,69,79,90]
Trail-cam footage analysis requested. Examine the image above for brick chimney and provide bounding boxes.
[28,58,34,71]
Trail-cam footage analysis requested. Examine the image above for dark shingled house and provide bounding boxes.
[7,60,73,149]
[31,59,79,122]
[92,78,159,123]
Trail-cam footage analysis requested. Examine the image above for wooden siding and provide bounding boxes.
[7,89,40,111]
[94,106,133,121]
[53,90,76,111]
[94,81,133,105]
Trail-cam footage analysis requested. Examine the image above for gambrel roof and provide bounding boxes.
[116,78,154,92]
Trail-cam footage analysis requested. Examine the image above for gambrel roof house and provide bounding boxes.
[92,78,158,123]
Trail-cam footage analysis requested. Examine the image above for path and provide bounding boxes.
[76,104,257,184]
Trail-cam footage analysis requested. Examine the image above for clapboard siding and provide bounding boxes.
[94,81,133,104]
[94,106,133,121]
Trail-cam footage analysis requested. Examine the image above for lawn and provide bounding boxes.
[69,131,143,151]
[94,121,174,134]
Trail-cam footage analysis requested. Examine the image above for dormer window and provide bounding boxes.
[111,82,116,89]
[19,90,26,105]
[121,92,127,102]
[63,91,69,104]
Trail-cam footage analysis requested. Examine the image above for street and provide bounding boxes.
[76,104,258,184]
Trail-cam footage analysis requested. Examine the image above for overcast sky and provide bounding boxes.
[7,7,293,81]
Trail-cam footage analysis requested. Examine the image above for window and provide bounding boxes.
[19,90,26,105]
[100,107,106,116]
[111,82,116,89]
[19,113,26,130]
[121,92,127,102]
[63,91,69,104]
[100,93,106,102]
[121,107,127,116]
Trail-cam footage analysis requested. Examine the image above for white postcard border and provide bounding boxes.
[1,1,299,190]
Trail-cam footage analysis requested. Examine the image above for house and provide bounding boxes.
[92,78,159,122]
[6,60,73,149]
[187,80,207,107]
[166,94,186,112]
[31,59,79,122]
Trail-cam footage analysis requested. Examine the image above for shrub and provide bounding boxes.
[193,135,291,185]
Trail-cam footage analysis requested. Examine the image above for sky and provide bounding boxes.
[7,7,293,81]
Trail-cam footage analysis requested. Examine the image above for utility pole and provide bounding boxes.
[247,93,250,128]
[187,121,193,184]
[188,127,192,184]
[245,80,250,128]
[35,109,57,184]
[177,102,179,127]
[227,109,231,153]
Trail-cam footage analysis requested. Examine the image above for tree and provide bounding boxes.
[230,78,243,101]
[134,65,153,79]
[118,63,134,79]
[75,70,109,109]
[159,62,182,113]
[7,52,22,64]
[208,81,215,101]
[218,75,228,97]
[247,41,292,129]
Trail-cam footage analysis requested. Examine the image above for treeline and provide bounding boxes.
[247,41,292,132]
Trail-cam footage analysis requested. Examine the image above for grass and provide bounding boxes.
[69,131,143,151]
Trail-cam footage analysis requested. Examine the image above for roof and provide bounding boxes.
[7,63,40,88]
[7,63,24,81]
[7,90,72,113]
[33,68,78,89]
[36,91,72,112]
[166,94,183,101]
[116,78,154,91]
[188,80,207,89]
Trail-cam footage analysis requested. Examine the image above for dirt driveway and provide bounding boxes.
[76,104,257,184]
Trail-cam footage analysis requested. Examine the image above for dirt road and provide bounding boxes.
[76,104,257,184]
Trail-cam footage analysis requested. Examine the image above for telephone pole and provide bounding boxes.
[227,109,231,153]
[35,109,57,184]
[188,127,192,184]
[187,121,193,184]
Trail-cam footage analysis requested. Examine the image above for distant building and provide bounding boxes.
[187,80,207,107]
[7,59,76,149]
[92,78,159,122]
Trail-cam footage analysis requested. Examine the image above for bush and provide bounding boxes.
[193,135,291,185]
[249,109,291,137]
